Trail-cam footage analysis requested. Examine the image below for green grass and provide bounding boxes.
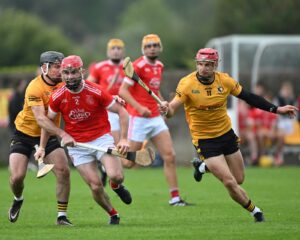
[0,166,299,240]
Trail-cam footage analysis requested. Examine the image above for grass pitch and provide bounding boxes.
[0,166,299,240]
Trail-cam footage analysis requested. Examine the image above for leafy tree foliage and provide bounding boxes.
[1,0,300,68]
[0,9,76,66]
[215,0,300,35]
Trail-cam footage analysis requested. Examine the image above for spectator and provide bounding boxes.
[273,81,297,135]
[8,79,28,134]
[250,91,285,166]
[238,100,259,165]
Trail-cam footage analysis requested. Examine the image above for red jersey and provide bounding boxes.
[124,56,164,117]
[49,80,114,142]
[249,108,277,131]
[89,59,125,95]
[238,101,251,131]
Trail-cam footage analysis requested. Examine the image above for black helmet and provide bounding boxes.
[40,51,64,65]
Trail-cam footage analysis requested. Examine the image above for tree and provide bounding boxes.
[113,0,188,68]
[215,0,300,35]
[0,9,76,67]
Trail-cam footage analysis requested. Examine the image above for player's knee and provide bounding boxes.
[161,150,176,164]
[236,174,245,185]
[122,159,135,168]
[10,174,25,185]
[109,172,124,184]
[55,165,70,179]
[90,180,103,193]
[223,178,238,191]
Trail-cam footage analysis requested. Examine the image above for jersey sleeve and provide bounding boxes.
[49,93,60,113]
[174,78,188,103]
[99,87,114,108]
[89,64,99,79]
[227,76,242,96]
[26,83,44,107]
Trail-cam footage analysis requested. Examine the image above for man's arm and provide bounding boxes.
[31,106,75,146]
[31,105,66,138]
[159,98,183,118]
[34,127,50,160]
[119,81,151,117]
[237,89,298,117]
[108,102,129,154]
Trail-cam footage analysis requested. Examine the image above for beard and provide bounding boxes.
[46,75,62,84]
[147,55,158,61]
[111,58,121,64]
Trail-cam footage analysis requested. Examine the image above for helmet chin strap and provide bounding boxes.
[41,63,61,84]
[196,72,214,85]
[46,74,61,84]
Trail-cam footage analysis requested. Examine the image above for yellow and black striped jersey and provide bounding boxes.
[175,71,242,144]
[15,75,62,137]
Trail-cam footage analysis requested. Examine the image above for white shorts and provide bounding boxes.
[67,134,115,167]
[108,111,120,131]
[277,118,294,135]
[128,115,168,142]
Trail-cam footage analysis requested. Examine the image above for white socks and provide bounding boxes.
[251,206,262,216]
[199,162,206,173]
[14,196,24,201]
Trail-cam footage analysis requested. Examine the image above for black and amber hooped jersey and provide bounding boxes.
[15,75,62,137]
[175,71,242,144]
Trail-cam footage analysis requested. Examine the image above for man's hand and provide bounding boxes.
[158,101,169,116]
[116,138,130,155]
[60,132,76,147]
[138,105,152,117]
[113,95,126,106]
[34,146,45,161]
[277,105,298,118]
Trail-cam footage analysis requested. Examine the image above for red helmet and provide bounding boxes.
[61,55,83,69]
[195,48,218,62]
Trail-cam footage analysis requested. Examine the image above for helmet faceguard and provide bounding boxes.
[61,55,84,91]
[195,48,219,83]
[40,51,65,83]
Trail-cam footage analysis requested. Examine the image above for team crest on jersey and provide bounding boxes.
[145,68,151,72]
[217,86,224,93]
[192,89,200,94]
[86,95,95,105]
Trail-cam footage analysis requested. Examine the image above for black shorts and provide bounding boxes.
[194,129,240,160]
[10,130,62,158]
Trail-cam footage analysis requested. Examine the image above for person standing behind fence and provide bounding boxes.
[159,48,298,221]
[8,79,28,134]
[274,81,297,135]
[119,34,190,206]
